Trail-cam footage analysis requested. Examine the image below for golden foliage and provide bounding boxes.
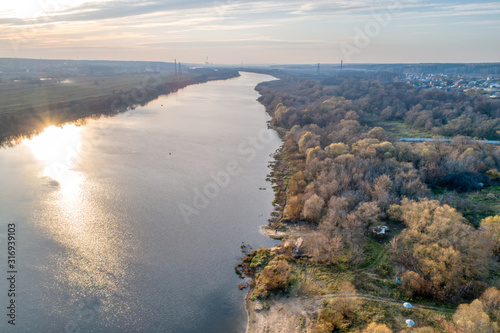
[255,259,292,298]
[325,142,349,158]
[363,322,393,333]
[452,299,498,333]
[298,131,320,154]
[481,215,500,253]
[313,307,347,333]
[284,195,303,220]
[302,193,325,223]
[390,199,493,299]
[306,146,324,164]
[486,169,500,180]
[480,287,500,323]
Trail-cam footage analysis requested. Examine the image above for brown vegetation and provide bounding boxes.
[363,322,393,333]
[390,198,493,300]
[254,258,293,298]
[313,281,361,333]
[244,74,500,331]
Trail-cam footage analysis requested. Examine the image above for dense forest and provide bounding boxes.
[240,75,500,332]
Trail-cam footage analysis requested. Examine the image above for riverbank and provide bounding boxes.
[0,68,239,146]
[0,71,281,332]
[240,75,498,332]
[246,224,321,333]
[243,86,321,332]
[246,290,321,333]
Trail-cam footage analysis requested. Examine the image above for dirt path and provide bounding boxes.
[260,222,316,240]
[319,293,455,313]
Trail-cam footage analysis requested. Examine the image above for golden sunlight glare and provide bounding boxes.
[23,124,82,184]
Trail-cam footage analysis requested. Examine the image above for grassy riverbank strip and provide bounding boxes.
[0,68,239,145]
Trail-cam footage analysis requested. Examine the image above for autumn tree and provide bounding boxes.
[306,146,324,164]
[480,287,500,323]
[284,195,303,221]
[325,142,349,158]
[301,232,343,264]
[314,307,347,333]
[313,281,360,332]
[369,174,393,210]
[486,169,500,180]
[390,199,493,299]
[481,215,500,254]
[298,131,320,154]
[355,201,382,228]
[381,106,394,120]
[331,281,361,318]
[255,258,292,298]
[302,193,325,223]
[452,299,498,333]
[365,126,388,141]
[400,270,432,298]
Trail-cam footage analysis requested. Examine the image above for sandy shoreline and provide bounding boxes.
[245,224,322,333]
[245,287,321,333]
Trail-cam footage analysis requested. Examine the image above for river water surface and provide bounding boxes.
[0,72,280,332]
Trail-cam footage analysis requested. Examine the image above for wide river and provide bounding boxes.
[0,72,281,332]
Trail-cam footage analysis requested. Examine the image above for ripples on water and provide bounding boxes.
[0,72,280,332]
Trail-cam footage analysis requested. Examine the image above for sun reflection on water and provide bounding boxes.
[23,124,82,186]
[24,123,132,313]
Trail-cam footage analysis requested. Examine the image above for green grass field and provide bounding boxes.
[0,72,193,115]
[376,120,438,139]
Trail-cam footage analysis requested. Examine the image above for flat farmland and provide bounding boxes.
[0,72,191,114]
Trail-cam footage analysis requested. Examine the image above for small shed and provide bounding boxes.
[372,225,390,236]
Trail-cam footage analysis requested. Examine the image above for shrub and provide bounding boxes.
[486,169,500,180]
[254,259,292,298]
[331,281,361,318]
[363,322,393,333]
[250,249,273,270]
[401,270,431,299]
[313,307,347,333]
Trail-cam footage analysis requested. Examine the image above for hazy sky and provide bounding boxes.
[1,0,499,64]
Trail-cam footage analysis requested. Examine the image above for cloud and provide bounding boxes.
[3,0,499,28]
[1,0,499,63]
